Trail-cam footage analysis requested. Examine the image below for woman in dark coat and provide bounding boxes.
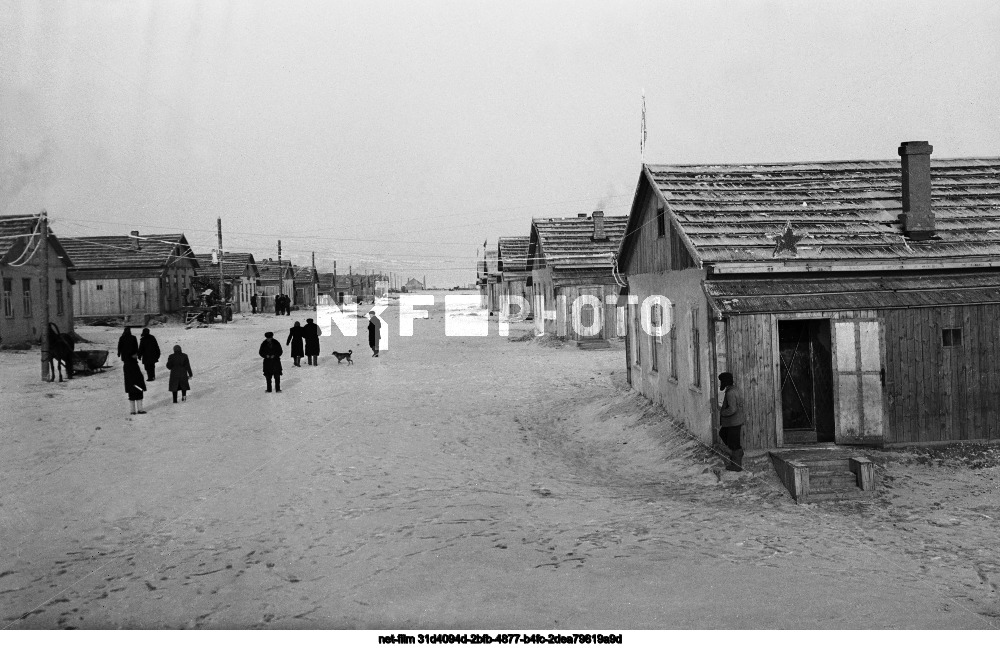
[286,321,305,366]
[137,328,161,381]
[166,344,193,403]
[122,353,146,415]
[302,318,321,365]
[117,326,138,360]
[259,332,283,392]
[367,311,381,357]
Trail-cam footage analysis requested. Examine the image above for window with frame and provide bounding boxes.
[669,304,678,379]
[942,328,962,348]
[656,207,666,238]
[691,307,702,387]
[633,304,641,366]
[3,278,13,318]
[96,284,103,291]
[22,278,31,318]
[56,280,64,315]
[650,302,661,372]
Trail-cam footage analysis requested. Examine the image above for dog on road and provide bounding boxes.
[332,350,353,365]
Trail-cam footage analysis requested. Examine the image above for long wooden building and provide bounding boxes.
[618,141,1000,450]
[61,231,198,319]
[0,214,75,345]
[526,211,627,341]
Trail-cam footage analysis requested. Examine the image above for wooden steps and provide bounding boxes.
[576,339,611,350]
[769,447,878,503]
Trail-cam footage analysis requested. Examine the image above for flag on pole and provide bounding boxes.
[640,89,647,162]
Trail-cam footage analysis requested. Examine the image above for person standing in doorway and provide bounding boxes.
[718,372,746,471]
[138,328,161,381]
[302,318,320,365]
[286,321,305,367]
[123,352,147,415]
[367,310,381,357]
[260,332,283,392]
[166,344,193,403]
[250,293,258,314]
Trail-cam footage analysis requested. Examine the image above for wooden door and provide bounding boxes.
[833,320,885,445]
[573,286,604,340]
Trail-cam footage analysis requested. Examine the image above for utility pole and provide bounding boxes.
[40,211,52,381]
[333,260,338,304]
[217,218,226,323]
[311,251,317,305]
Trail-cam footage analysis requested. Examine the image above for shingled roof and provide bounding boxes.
[0,214,73,267]
[497,236,530,273]
[624,157,1000,272]
[60,233,195,274]
[293,265,319,284]
[257,258,293,283]
[528,213,628,272]
[193,252,259,279]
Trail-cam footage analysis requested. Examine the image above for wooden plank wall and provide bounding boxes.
[882,304,1000,444]
[623,185,669,276]
[725,313,778,450]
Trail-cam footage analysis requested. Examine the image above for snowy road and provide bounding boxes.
[1,295,998,628]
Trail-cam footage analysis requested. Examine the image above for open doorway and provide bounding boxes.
[778,319,835,444]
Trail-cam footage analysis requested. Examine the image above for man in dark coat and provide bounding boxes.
[137,328,161,381]
[719,372,747,471]
[166,344,193,403]
[283,294,291,316]
[286,321,305,367]
[274,294,282,316]
[123,352,146,415]
[259,331,283,392]
[302,318,321,365]
[250,293,258,314]
[117,326,138,360]
[367,310,381,357]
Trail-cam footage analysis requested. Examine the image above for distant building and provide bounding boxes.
[256,259,295,312]
[0,214,75,345]
[404,277,424,292]
[618,142,1000,450]
[193,252,260,312]
[293,265,320,308]
[60,231,198,320]
[497,236,532,320]
[526,211,627,341]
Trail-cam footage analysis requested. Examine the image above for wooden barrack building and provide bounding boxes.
[619,141,1000,449]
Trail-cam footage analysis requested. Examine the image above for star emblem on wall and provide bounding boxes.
[771,220,805,257]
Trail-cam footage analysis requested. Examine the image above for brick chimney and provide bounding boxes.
[130,230,141,250]
[591,210,607,240]
[578,213,587,218]
[899,141,935,240]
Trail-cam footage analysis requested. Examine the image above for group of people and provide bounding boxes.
[117,327,193,415]
[258,311,382,392]
[273,294,292,316]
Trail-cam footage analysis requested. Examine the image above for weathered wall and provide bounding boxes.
[0,250,74,344]
[626,270,713,445]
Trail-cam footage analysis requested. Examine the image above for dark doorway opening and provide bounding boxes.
[778,319,835,444]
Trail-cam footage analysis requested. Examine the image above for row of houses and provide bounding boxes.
[0,223,360,346]
[488,141,1000,451]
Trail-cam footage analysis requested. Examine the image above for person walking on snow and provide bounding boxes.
[259,332,283,392]
[166,344,193,403]
[367,310,381,357]
[718,372,746,471]
[137,328,161,381]
[302,318,321,365]
[286,321,305,366]
[117,326,138,360]
[123,352,147,415]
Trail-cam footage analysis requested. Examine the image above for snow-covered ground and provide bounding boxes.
[1,292,998,629]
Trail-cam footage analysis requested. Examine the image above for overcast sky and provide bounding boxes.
[3,0,999,287]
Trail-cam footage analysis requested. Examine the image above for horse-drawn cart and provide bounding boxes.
[71,349,110,375]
